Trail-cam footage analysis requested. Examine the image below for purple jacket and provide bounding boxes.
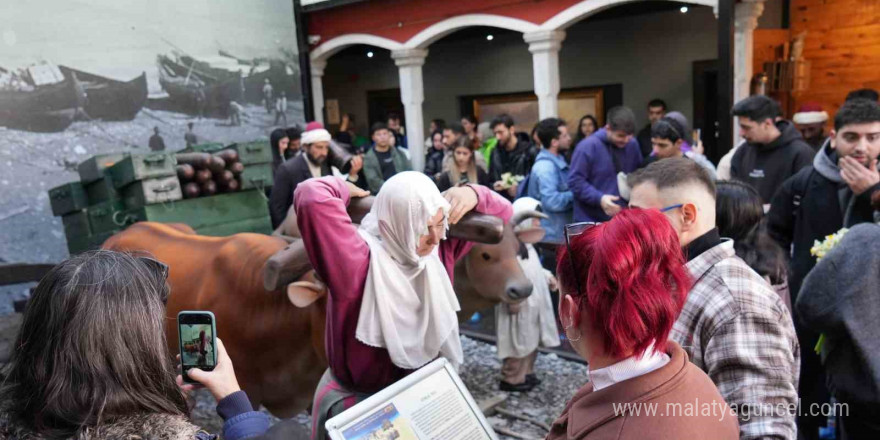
[294,177,512,394]
[568,128,642,222]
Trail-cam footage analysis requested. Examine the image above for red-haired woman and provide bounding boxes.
[548,209,739,440]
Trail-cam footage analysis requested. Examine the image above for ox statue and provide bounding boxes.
[453,208,549,320]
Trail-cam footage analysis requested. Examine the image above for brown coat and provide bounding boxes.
[546,342,739,440]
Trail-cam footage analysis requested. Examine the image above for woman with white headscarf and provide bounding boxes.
[294,173,511,440]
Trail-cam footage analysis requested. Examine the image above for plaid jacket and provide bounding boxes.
[671,240,800,440]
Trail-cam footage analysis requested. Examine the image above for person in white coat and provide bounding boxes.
[495,197,562,392]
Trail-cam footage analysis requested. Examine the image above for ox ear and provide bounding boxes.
[286,271,328,308]
[516,227,545,244]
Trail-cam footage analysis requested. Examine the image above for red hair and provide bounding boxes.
[556,209,691,358]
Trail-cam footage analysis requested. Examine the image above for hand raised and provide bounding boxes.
[443,186,479,225]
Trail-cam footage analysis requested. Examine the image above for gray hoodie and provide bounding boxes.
[796,223,880,403]
[811,139,874,225]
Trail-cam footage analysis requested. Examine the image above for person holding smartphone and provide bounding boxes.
[0,250,270,440]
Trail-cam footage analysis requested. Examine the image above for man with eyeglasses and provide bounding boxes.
[626,158,800,440]
[767,98,880,439]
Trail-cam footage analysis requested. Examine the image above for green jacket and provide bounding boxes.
[363,146,412,194]
[480,137,498,169]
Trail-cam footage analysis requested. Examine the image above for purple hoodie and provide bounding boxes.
[568,128,642,222]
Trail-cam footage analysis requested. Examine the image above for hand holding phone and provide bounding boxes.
[178,311,217,383]
[177,338,242,402]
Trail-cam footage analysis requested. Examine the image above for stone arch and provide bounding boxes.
[310,33,405,63]
[539,0,719,31]
[404,14,539,49]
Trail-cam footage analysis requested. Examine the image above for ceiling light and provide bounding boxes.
[367,51,374,58]
[680,6,688,13]
[486,34,494,41]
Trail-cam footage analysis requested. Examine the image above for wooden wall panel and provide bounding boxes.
[754,29,790,72]
[790,0,880,121]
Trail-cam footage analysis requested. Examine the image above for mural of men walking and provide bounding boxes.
[263,79,274,114]
[274,92,288,126]
[195,86,206,120]
[229,101,243,126]
[149,126,166,151]
[184,122,198,148]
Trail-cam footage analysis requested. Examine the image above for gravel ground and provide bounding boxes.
[187,335,587,440]
[0,103,303,314]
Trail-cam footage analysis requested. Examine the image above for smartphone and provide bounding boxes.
[177,311,217,384]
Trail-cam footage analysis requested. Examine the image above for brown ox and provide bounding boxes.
[454,208,548,320]
[103,222,327,418]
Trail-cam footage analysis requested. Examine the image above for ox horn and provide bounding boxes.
[347,196,374,224]
[263,238,313,292]
[448,213,504,245]
[274,196,375,238]
[510,210,549,229]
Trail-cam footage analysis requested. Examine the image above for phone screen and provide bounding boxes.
[178,311,216,383]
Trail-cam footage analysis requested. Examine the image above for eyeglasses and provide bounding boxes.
[139,256,169,281]
[138,256,170,304]
[660,204,683,213]
[563,222,600,297]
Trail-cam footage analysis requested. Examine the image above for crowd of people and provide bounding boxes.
[2,88,878,440]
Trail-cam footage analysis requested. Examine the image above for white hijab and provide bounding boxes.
[356,172,464,370]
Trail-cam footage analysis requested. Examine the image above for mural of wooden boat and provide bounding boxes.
[0,66,82,133]
[157,54,242,117]
[216,50,302,103]
[157,51,300,112]
[59,66,147,121]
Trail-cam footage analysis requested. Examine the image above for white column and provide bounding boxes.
[524,30,566,120]
[310,59,327,124]
[734,0,765,104]
[391,48,428,172]
[734,0,765,141]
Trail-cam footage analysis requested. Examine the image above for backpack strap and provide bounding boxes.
[791,168,815,216]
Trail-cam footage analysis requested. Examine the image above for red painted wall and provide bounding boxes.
[306,0,582,48]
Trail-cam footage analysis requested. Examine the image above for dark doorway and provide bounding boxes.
[693,60,721,163]
[367,88,404,128]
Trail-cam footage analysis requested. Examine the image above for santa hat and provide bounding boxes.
[305,121,325,132]
[301,128,331,145]
[793,103,828,125]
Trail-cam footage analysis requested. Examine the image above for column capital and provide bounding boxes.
[735,0,765,32]
[391,48,429,67]
[524,30,566,53]
[310,59,327,77]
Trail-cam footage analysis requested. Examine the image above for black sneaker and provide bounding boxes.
[499,380,536,393]
[526,374,542,386]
